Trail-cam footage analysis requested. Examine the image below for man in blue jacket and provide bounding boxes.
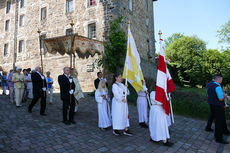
[206,74,229,144]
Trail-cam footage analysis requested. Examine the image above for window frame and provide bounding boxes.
[5,20,10,32]
[88,23,97,39]
[20,0,25,8]
[6,1,11,14]
[19,15,25,27]
[18,40,25,53]
[4,43,9,57]
[66,0,74,13]
[66,28,73,36]
[88,0,96,7]
[129,0,133,11]
[41,7,47,21]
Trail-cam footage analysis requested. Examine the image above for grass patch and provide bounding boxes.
[171,87,209,120]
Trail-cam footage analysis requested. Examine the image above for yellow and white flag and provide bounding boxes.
[122,26,144,93]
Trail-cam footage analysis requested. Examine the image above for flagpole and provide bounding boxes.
[125,21,131,99]
[158,30,175,124]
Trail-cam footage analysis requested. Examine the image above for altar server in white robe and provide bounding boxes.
[137,80,148,128]
[149,91,173,147]
[112,74,133,136]
[95,80,112,130]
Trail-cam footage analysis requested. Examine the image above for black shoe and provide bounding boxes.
[28,108,32,113]
[40,113,47,116]
[123,129,133,136]
[223,131,230,136]
[142,123,148,128]
[69,120,76,124]
[163,141,174,147]
[150,138,159,143]
[63,120,71,125]
[216,139,229,144]
[100,128,106,131]
[205,128,214,132]
[113,130,121,136]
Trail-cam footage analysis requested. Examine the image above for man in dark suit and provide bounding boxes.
[94,72,103,89]
[58,67,76,125]
[28,66,47,116]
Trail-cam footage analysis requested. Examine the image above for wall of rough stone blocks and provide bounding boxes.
[0,0,105,92]
[0,0,157,91]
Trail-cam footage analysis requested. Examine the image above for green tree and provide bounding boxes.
[96,17,127,74]
[165,33,184,49]
[166,36,207,87]
[217,20,230,46]
[220,49,230,85]
[202,49,224,83]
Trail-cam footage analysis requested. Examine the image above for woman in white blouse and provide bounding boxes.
[112,74,132,136]
[149,90,173,147]
[95,80,112,130]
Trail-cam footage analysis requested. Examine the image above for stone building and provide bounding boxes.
[0,0,157,92]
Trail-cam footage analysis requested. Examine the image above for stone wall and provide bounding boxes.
[0,0,106,92]
[0,0,157,91]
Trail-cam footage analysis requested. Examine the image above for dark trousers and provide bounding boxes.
[29,94,46,114]
[62,98,75,122]
[206,104,228,132]
[208,105,225,141]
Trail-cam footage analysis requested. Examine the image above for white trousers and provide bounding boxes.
[47,88,53,103]
[15,88,24,106]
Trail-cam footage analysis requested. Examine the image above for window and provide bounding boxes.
[19,40,25,53]
[66,0,73,13]
[88,23,96,39]
[129,0,132,11]
[41,7,47,20]
[4,44,9,57]
[6,1,11,14]
[5,20,10,31]
[89,0,96,6]
[21,0,25,8]
[19,15,25,27]
[66,28,73,36]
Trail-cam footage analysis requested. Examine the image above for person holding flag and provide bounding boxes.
[111,73,132,136]
[122,22,146,129]
[149,31,176,147]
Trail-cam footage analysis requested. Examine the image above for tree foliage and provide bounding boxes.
[165,32,230,87]
[96,17,127,74]
[217,20,230,46]
[165,36,207,87]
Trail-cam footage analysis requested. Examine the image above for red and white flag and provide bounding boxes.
[155,38,176,115]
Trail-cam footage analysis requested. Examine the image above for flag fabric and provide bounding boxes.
[122,26,144,93]
[155,39,176,115]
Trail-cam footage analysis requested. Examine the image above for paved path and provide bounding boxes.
[0,93,229,153]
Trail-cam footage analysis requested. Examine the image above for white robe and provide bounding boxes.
[26,74,33,99]
[95,89,112,128]
[137,85,148,123]
[112,83,130,130]
[149,91,170,141]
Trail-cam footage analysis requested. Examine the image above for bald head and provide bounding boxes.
[35,67,42,73]
[63,67,70,75]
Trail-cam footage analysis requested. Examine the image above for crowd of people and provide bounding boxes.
[0,67,53,107]
[0,67,230,146]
